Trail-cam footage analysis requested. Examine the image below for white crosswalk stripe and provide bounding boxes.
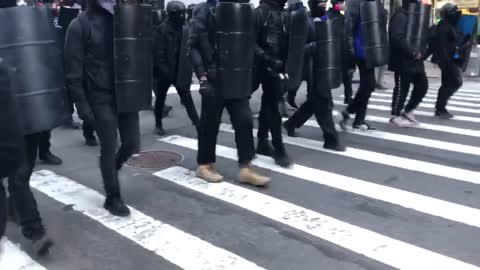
[28,170,266,270]
[383,90,480,100]
[369,93,480,107]
[365,97,480,114]
[333,100,480,123]
[0,239,48,270]
[154,166,480,270]
[158,135,480,228]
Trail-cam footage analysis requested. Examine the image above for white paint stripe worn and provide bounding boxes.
[30,170,266,270]
[154,166,480,270]
[385,89,480,99]
[366,97,480,114]
[219,123,480,185]
[295,114,480,157]
[167,84,200,95]
[333,110,480,138]
[424,93,480,102]
[159,136,480,228]
[0,239,47,270]
[332,100,480,123]
[369,93,480,107]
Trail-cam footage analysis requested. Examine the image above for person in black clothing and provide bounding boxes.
[189,0,270,186]
[388,0,429,127]
[283,0,345,151]
[153,0,199,136]
[432,3,464,119]
[37,131,64,164]
[0,58,23,240]
[327,0,353,104]
[65,0,141,217]
[254,0,292,167]
[340,0,387,131]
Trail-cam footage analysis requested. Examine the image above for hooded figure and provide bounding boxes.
[64,0,146,217]
[152,0,199,136]
[387,0,430,127]
[430,3,463,119]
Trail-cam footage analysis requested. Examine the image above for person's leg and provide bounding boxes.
[177,87,200,126]
[343,68,353,104]
[404,72,428,116]
[0,181,6,239]
[283,98,314,137]
[153,81,171,135]
[351,60,376,128]
[256,89,275,156]
[435,65,450,113]
[82,119,97,146]
[38,131,62,165]
[8,134,53,254]
[116,112,140,169]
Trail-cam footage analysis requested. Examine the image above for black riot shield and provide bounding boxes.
[175,25,193,91]
[58,6,80,29]
[114,4,153,113]
[215,2,255,100]
[360,0,388,67]
[0,6,69,135]
[406,3,431,53]
[313,18,342,91]
[286,7,309,89]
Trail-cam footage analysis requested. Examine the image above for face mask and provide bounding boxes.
[169,11,186,27]
[333,3,344,11]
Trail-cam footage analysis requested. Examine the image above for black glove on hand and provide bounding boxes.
[75,102,94,123]
[199,79,215,97]
[264,54,284,72]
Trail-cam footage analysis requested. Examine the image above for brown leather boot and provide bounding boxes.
[239,165,270,186]
[196,164,224,183]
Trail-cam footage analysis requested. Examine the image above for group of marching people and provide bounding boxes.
[0,0,470,258]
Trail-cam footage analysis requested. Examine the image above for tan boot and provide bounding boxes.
[239,166,270,186]
[196,164,224,183]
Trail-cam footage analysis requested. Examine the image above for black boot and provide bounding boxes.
[287,92,298,109]
[283,121,296,137]
[273,149,292,168]
[104,196,130,217]
[256,140,275,157]
[435,109,454,119]
[339,110,351,131]
[31,234,54,256]
[39,152,62,165]
[84,133,98,146]
[324,141,346,152]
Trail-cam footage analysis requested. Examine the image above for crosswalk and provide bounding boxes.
[2,83,480,270]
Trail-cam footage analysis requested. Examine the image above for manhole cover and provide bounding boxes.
[127,151,183,170]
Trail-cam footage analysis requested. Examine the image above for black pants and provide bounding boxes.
[436,64,463,112]
[346,59,375,125]
[258,77,286,153]
[8,133,45,240]
[38,130,52,157]
[391,71,429,116]
[286,92,339,145]
[197,90,254,166]
[153,80,199,128]
[343,68,353,101]
[92,104,140,198]
[82,120,96,140]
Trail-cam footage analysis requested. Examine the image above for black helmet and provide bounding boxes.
[166,1,186,27]
[440,3,461,25]
[166,0,186,13]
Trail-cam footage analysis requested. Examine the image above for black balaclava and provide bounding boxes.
[440,3,461,26]
[308,0,327,18]
[262,0,287,9]
[166,1,186,28]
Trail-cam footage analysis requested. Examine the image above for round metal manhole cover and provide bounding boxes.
[126,151,183,170]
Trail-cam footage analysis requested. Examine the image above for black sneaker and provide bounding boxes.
[256,140,275,157]
[287,93,298,109]
[283,122,296,137]
[353,122,377,131]
[39,152,63,165]
[273,151,292,168]
[339,110,351,131]
[156,126,166,136]
[435,110,454,119]
[104,197,130,217]
[324,142,346,152]
[31,234,54,256]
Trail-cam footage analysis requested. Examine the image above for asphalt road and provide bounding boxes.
[2,72,480,270]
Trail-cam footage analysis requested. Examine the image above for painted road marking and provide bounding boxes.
[159,136,480,228]
[154,166,480,270]
[219,123,480,185]
[0,239,47,270]
[368,93,480,108]
[30,170,266,270]
[363,98,480,114]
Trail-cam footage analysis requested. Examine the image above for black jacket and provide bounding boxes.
[388,8,424,73]
[64,7,114,119]
[0,59,23,179]
[431,20,461,68]
[188,1,216,79]
[154,21,184,83]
